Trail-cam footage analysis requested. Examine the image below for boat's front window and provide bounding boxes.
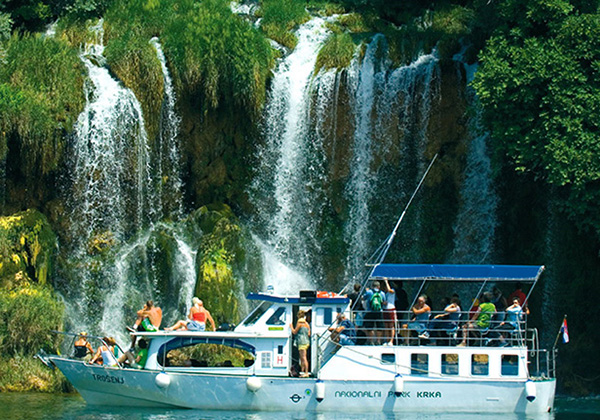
[266,307,286,325]
[158,342,255,368]
[242,301,270,326]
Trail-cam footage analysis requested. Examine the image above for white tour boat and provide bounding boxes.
[40,263,556,414]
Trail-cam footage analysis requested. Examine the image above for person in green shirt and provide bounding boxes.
[118,339,149,369]
[458,292,496,347]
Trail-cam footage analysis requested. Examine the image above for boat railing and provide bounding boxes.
[332,309,536,348]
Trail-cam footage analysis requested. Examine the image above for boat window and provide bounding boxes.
[261,352,272,369]
[471,354,489,376]
[243,302,270,325]
[266,307,286,325]
[159,343,254,368]
[411,353,428,375]
[501,354,519,376]
[381,353,395,364]
[315,307,333,326]
[441,353,459,375]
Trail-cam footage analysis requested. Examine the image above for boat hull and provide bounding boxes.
[50,357,555,413]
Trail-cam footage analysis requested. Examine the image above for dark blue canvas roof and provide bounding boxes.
[369,264,544,282]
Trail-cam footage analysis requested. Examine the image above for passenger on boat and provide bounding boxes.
[328,313,356,346]
[127,300,163,333]
[73,332,94,361]
[363,281,387,345]
[392,280,409,321]
[165,297,216,332]
[290,310,311,377]
[458,292,496,346]
[89,336,119,367]
[401,295,431,342]
[495,297,525,346]
[118,338,149,369]
[431,297,461,342]
[348,283,364,327]
[508,281,526,304]
[492,287,508,321]
[381,279,397,346]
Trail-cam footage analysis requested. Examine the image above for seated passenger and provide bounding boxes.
[165,297,216,331]
[495,297,524,346]
[89,336,119,367]
[73,332,94,362]
[118,339,149,369]
[401,295,431,342]
[458,292,496,346]
[328,313,356,346]
[432,297,461,331]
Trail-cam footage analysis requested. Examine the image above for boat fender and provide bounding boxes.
[525,380,536,402]
[155,372,171,389]
[315,379,325,402]
[394,374,404,396]
[246,376,262,392]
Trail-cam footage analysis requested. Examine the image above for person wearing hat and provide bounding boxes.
[74,332,94,362]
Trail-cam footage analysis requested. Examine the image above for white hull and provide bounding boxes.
[51,357,555,414]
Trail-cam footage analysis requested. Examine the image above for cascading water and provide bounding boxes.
[450,61,498,264]
[344,41,440,281]
[251,17,332,293]
[150,37,184,219]
[59,21,196,342]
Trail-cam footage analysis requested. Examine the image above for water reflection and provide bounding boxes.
[2,393,599,420]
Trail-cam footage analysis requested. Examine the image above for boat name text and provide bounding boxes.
[92,373,124,384]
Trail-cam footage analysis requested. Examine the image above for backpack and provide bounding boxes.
[370,290,383,312]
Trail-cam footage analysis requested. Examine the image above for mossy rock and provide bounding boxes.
[187,204,262,325]
[0,209,57,288]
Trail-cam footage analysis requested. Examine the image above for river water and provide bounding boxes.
[1,393,598,420]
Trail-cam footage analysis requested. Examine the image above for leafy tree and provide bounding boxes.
[472,0,600,236]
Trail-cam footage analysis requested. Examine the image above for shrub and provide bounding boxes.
[260,0,309,48]
[315,32,356,73]
[0,284,64,356]
[0,34,85,175]
[0,354,71,392]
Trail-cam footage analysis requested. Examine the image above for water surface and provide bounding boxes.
[1,393,598,420]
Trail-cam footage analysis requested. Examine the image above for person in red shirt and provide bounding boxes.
[165,297,216,331]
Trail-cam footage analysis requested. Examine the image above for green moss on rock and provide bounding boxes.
[0,209,57,288]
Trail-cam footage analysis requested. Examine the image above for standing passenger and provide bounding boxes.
[291,310,311,377]
[382,279,397,345]
[363,281,387,345]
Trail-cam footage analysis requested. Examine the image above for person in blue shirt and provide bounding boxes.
[329,313,356,345]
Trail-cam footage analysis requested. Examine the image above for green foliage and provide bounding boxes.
[164,0,274,115]
[315,32,356,73]
[0,12,13,41]
[0,34,85,175]
[472,1,600,236]
[0,354,71,392]
[0,209,57,288]
[431,6,474,60]
[103,0,274,118]
[337,12,370,33]
[0,0,51,32]
[0,283,64,356]
[259,0,309,48]
[193,205,243,324]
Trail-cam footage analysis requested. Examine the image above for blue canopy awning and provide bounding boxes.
[369,264,544,282]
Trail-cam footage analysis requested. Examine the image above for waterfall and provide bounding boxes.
[251,17,332,292]
[150,37,184,219]
[450,61,498,264]
[344,41,440,280]
[59,21,196,343]
[69,19,154,247]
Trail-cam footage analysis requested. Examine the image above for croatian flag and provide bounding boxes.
[561,318,569,343]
